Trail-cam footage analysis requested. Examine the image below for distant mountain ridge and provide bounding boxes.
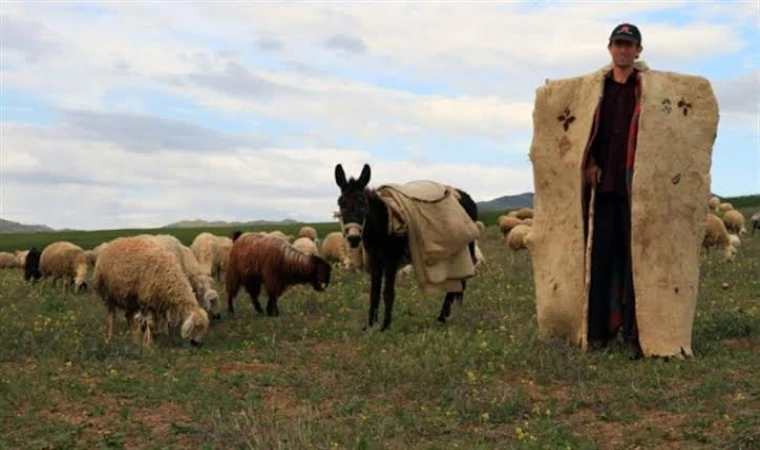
[161,218,302,229]
[0,218,55,234]
[476,192,534,213]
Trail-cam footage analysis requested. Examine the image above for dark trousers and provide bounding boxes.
[588,192,638,342]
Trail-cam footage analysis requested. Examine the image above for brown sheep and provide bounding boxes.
[0,252,18,269]
[226,232,332,317]
[515,207,534,220]
[506,224,532,264]
[498,215,522,235]
[292,236,319,256]
[39,241,89,293]
[703,213,737,261]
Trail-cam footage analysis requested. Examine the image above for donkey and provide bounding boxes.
[334,163,479,331]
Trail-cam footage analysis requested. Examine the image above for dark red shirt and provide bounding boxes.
[590,71,638,194]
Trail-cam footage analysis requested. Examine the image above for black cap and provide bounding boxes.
[609,23,641,44]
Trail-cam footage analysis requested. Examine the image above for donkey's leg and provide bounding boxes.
[380,262,399,332]
[365,264,383,330]
[438,292,456,324]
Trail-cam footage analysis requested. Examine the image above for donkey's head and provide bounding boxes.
[334,163,371,249]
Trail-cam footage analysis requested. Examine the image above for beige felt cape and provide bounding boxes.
[524,61,719,358]
[376,181,481,295]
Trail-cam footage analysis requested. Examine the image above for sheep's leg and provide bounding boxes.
[105,307,115,342]
[380,263,399,332]
[142,325,152,349]
[265,293,280,317]
[244,278,264,315]
[365,263,383,330]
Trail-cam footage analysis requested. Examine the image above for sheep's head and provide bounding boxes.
[203,289,222,320]
[181,308,209,347]
[334,163,371,249]
[310,255,332,291]
[722,244,737,262]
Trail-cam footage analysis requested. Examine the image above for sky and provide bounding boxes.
[1,1,758,231]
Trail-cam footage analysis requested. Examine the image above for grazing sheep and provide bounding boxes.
[506,224,532,264]
[320,231,352,267]
[708,196,720,212]
[39,241,89,293]
[298,226,319,243]
[728,234,741,248]
[474,242,485,267]
[498,215,522,235]
[226,232,332,317]
[718,202,733,213]
[92,236,209,348]
[190,232,233,282]
[0,252,17,269]
[15,250,29,267]
[515,207,534,220]
[722,210,747,236]
[703,213,737,261]
[24,247,42,282]
[751,211,760,236]
[136,234,220,319]
[292,236,319,256]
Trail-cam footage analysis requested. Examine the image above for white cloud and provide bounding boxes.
[0,2,756,230]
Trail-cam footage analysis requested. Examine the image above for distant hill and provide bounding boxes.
[0,218,55,234]
[476,192,534,213]
[162,218,302,229]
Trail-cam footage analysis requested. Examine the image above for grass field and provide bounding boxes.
[1,207,758,449]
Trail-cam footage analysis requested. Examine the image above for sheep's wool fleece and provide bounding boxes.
[376,180,481,295]
[525,61,719,358]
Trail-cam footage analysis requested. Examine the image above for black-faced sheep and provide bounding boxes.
[39,241,89,293]
[226,232,332,317]
[92,236,209,348]
[24,247,42,282]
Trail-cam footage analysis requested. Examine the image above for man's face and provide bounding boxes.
[608,39,642,68]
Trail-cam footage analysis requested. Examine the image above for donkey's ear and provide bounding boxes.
[357,163,371,188]
[334,164,347,190]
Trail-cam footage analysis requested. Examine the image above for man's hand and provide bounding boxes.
[585,160,602,185]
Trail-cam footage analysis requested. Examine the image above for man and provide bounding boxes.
[583,23,644,359]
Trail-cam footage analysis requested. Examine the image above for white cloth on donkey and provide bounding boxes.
[375,180,482,295]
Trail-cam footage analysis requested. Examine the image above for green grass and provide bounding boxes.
[1,210,759,449]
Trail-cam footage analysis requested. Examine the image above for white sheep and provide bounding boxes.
[93,235,209,348]
[703,213,737,261]
[722,210,747,236]
[38,241,89,293]
[320,231,352,267]
[137,234,220,319]
[292,236,319,256]
[190,232,233,282]
[298,226,319,243]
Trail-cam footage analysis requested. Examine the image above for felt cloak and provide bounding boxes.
[524,61,719,358]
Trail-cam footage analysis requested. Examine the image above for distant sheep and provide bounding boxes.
[24,247,42,282]
[718,202,733,213]
[298,226,319,243]
[226,233,332,317]
[320,231,352,267]
[0,252,17,269]
[292,236,319,256]
[703,213,737,261]
[190,232,233,282]
[506,224,532,264]
[39,241,89,293]
[722,210,747,236]
[267,230,292,243]
[15,250,29,267]
[498,215,522,235]
[751,212,760,236]
[515,207,534,220]
[708,196,720,212]
[92,236,209,348]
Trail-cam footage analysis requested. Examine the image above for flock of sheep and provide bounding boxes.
[0,196,755,348]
